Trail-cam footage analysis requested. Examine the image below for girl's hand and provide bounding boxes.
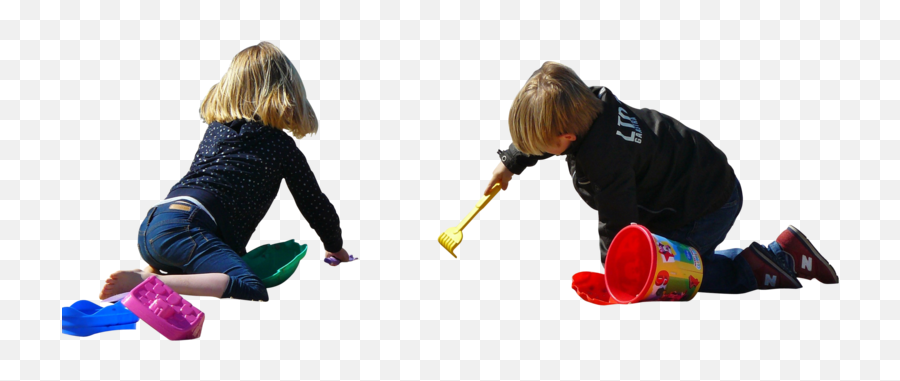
[485,162,514,195]
[325,248,351,266]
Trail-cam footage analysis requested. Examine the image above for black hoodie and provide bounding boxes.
[498,86,735,262]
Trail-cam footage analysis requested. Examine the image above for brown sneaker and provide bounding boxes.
[776,225,839,284]
[739,242,802,290]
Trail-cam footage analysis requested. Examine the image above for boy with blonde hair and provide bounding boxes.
[486,62,838,293]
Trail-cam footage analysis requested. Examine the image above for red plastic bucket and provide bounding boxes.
[572,224,704,305]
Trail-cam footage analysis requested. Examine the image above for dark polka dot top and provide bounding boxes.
[166,119,343,255]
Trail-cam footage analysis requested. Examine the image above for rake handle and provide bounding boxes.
[456,183,501,231]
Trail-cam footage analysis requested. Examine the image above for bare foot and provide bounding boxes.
[99,269,152,300]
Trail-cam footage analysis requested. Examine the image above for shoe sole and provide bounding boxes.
[787,225,839,283]
[750,243,802,289]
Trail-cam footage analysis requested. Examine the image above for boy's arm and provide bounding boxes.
[595,173,638,262]
[582,147,639,262]
[282,145,344,253]
[497,143,553,175]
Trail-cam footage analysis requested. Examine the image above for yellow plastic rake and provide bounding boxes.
[438,183,501,258]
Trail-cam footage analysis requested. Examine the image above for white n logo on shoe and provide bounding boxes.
[764,274,777,287]
[801,255,813,271]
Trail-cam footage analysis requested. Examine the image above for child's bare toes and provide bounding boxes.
[98,270,150,300]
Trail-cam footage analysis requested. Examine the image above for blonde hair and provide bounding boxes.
[508,61,603,156]
[199,41,317,138]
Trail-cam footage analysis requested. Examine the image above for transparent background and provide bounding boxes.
[1,0,898,380]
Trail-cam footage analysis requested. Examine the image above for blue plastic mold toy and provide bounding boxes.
[61,300,139,337]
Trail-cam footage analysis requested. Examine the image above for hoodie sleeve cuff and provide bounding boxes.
[497,149,527,175]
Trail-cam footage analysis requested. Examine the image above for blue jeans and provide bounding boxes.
[655,177,780,294]
[137,200,268,301]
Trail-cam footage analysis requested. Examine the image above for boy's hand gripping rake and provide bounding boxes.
[438,183,501,258]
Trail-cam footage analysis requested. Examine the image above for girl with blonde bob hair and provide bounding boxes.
[200,41,318,138]
[101,42,351,302]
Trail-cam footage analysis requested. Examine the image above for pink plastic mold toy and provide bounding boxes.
[121,276,205,340]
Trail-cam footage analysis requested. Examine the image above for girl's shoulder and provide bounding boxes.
[203,121,234,138]
[258,125,306,158]
[206,120,287,139]
[265,125,298,145]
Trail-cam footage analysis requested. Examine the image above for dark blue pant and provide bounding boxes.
[137,200,268,301]
[656,177,783,294]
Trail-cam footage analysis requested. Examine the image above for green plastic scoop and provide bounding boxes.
[244,239,307,288]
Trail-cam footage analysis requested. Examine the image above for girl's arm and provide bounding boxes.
[583,137,639,261]
[281,144,344,253]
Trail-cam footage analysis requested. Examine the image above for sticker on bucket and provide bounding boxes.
[691,248,702,270]
[572,224,704,305]
[642,236,703,302]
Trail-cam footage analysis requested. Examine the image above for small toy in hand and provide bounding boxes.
[325,255,356,266]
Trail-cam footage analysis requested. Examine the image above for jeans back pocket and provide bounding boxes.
[146,207,198,268]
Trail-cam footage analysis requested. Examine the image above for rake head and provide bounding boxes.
[438,228,462,258]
